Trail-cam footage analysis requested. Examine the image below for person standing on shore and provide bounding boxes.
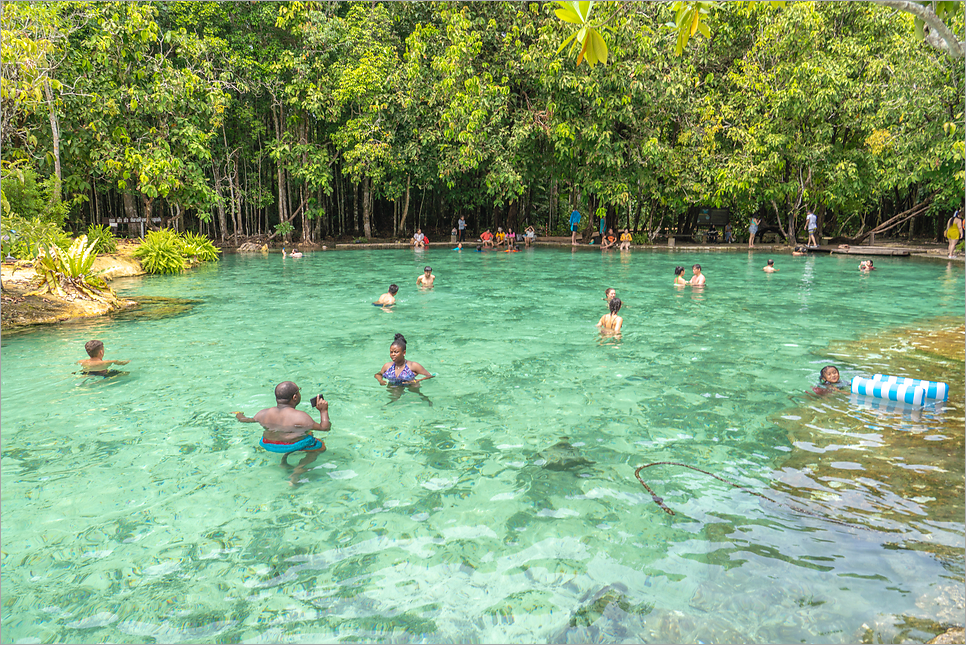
[946,210,963,259]
[458,215,467,243]
[570,210,582,246]
[806,211,818,247]
[748,216,760,248]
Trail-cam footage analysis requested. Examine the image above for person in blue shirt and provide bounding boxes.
[569,210,581,246]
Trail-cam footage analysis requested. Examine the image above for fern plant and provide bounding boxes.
[133,230,185,274]
[28,235,115,304]
[86,224,118,254]
[179,231,220,262]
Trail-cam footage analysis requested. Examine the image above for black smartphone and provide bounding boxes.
[309,393,324,408]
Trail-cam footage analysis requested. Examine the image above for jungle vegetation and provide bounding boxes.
[2,1,963,246]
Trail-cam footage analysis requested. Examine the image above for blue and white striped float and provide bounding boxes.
[870,374,948,401]
[851,376,925,406]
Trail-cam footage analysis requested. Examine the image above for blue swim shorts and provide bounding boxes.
[259,435,325,454]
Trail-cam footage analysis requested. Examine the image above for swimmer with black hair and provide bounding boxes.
[674,266,688,286]
[597,297,623,334]
[77,340,129,377]
[813,365,844,396]
[689,264,706,286]
[416,266,435,288]
[820,366,841,385]
[763,259,778,273]
[375,334,434,405]
[374,284,399,306]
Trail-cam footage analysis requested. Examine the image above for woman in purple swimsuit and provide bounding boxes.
[375,333,433,387]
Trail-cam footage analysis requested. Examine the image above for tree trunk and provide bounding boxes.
[849,193,936,244]
[353,181,360,235]
[362,177,372,239]
[272,105,288,240]
[507,199,519,232]
[122,193,138,237]
[43,82,61,208]
[141,194,155,231]
[212,162,228,240]
[398,175,411,237]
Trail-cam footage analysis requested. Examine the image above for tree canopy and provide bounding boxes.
[2,1,962,244]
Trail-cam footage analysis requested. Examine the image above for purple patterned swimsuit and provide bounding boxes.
[383,362,416,385]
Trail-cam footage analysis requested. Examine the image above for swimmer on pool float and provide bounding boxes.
[674,266,688,286]
[374,284,398,306]
[375,333,434,387]
[77,339,130,377]
[688,264,706,286]
[763,259,778,272]
[416,266,435,288]
[597,297,623,334]
[234,381,330,487]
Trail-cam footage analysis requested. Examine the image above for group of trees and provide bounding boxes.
[2,1,963,246]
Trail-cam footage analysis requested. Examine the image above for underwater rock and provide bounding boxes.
[927,627,965,644]
[531,439,595,472]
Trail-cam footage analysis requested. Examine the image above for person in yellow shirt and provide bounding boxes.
[495,228,507,246]
[618,229,632,250]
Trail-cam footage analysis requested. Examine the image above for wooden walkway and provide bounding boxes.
[811,245,911,257]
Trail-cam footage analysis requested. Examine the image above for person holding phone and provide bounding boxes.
[234,381,330,487]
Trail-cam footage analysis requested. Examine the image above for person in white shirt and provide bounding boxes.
[806,211,818,247]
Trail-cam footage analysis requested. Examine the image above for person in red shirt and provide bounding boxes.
[481,229,495,247]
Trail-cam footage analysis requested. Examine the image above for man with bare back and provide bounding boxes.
[234,381,330,487]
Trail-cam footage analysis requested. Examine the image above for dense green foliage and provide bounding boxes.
[132,230,186,274]
[1,214,71,260]
[132,229,221,273]
[179,231,220,262]
[2,2,963,244]
[85,224,117,254]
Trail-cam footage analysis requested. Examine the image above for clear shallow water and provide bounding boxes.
[1,248,963,644]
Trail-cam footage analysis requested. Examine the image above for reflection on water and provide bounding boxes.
[0,251,962,644]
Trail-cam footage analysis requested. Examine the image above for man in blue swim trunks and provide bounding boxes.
[234,381,330,487]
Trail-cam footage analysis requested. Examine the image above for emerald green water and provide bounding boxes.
[2,248,963,644]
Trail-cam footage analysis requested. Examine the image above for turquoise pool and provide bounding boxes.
[1,248,963,643]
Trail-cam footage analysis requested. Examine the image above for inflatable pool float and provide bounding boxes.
[851,376,925,406]
[869,374,948,401]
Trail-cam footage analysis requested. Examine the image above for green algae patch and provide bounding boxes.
[109,296,202,323]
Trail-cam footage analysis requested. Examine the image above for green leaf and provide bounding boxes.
[588,28,608,66]
[554,6,584,25]
[556,31,579,54]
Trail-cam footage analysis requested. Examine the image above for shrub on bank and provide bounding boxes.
[86,224,118,254]
[1,214,72,260]
[133,229,221,274]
